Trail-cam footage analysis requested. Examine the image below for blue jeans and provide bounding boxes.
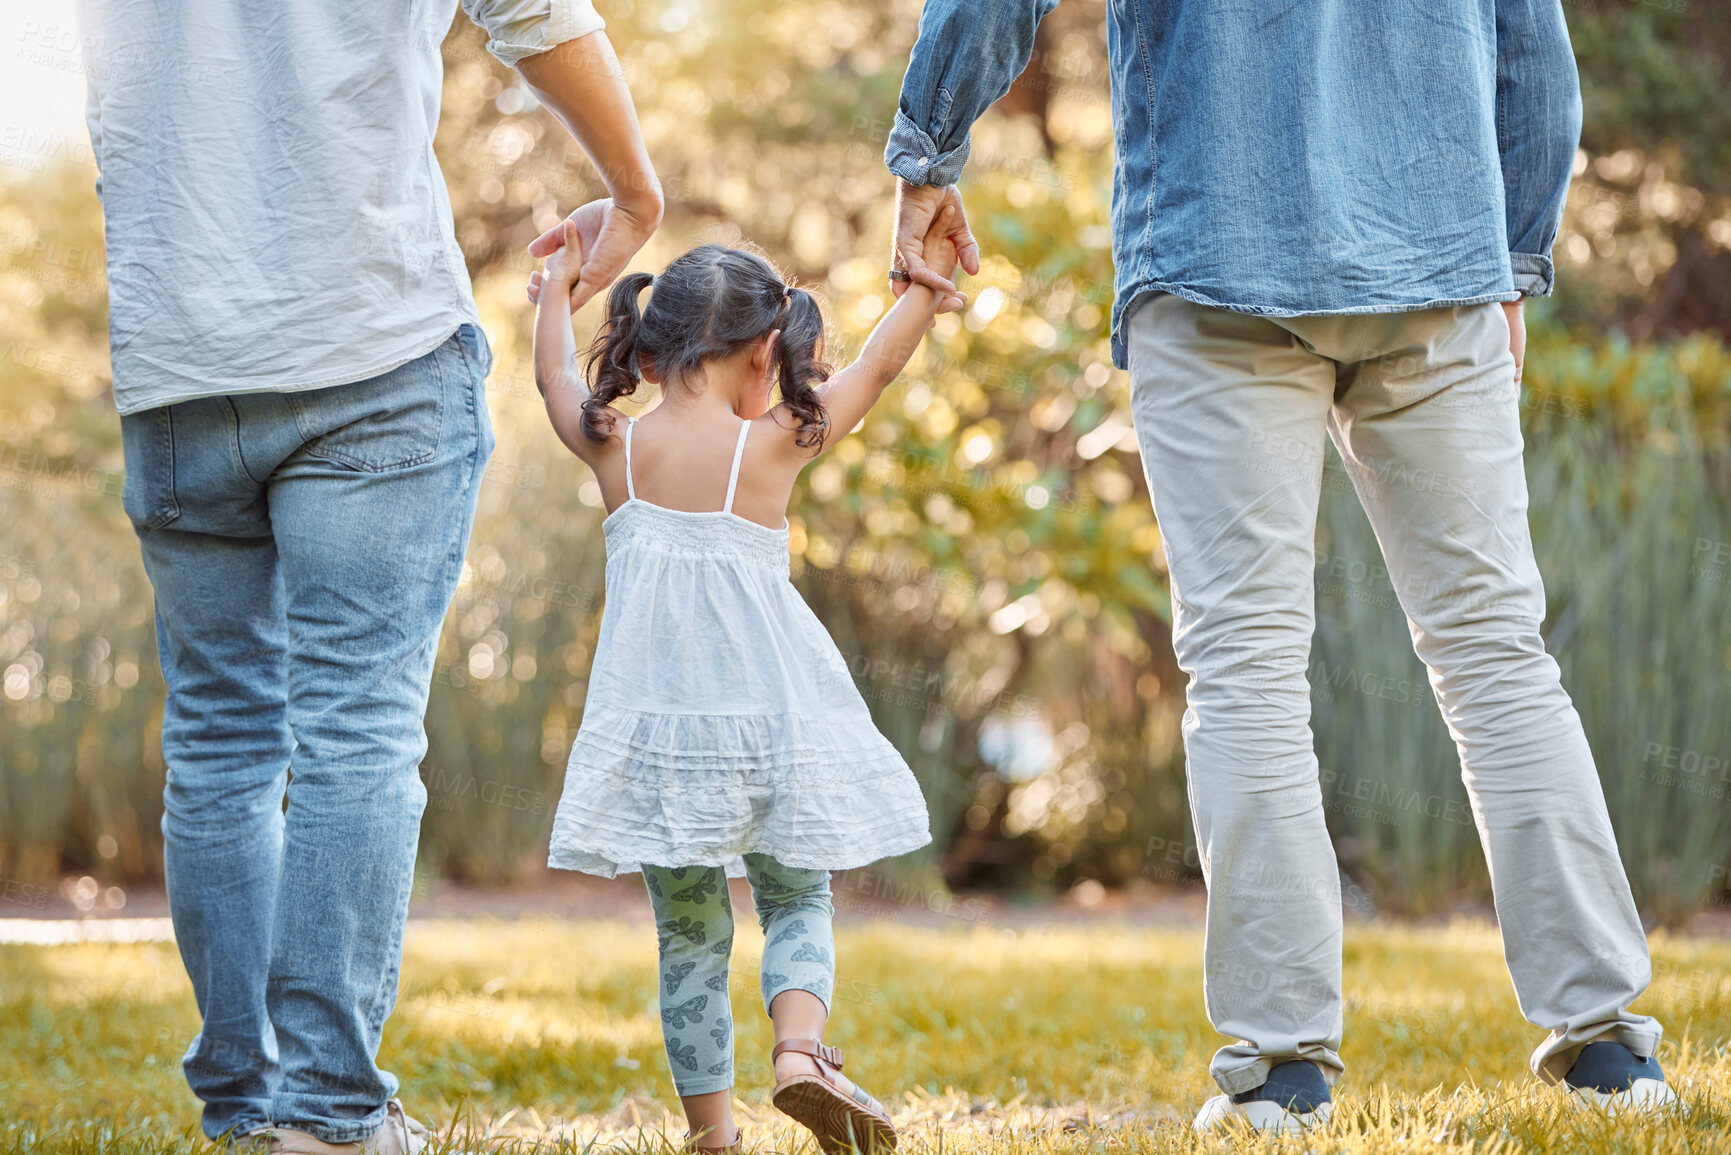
[119,325,494,1142]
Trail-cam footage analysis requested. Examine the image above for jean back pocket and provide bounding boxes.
[288,338,450,473]
[119,407,180,530]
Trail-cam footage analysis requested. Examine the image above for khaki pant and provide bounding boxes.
[1125,292,1662,1095]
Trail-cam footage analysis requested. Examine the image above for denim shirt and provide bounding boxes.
[885,0,1582,367]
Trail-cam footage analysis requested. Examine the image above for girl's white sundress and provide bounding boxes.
[547,415,933,878]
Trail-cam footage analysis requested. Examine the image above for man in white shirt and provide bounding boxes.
[76,1,660,1148]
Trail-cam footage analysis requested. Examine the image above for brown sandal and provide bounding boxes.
[770,1039,897,1153]
[684,1124,743,1154]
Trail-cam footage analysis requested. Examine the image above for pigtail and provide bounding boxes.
[581,271,656,443]
[774,287,833,451]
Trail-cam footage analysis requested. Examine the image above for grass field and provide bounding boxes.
[3,916,1729,1153]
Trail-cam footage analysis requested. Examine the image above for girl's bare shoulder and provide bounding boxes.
[757,402,826,461]
[589,406,637,446]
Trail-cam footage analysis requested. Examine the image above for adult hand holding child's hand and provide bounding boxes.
[534,219,586,309]
[525,196,659,313]
[920,204,964,286]
[891,180,979,313]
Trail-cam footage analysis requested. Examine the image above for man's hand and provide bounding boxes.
[525,197,658,312]
[516,32,663,313]
[1502,299,1526,385]
[891,180,979,312]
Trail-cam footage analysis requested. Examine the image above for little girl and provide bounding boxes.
[531,209,964,1154]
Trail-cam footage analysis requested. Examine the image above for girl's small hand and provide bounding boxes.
[921,206,964,290]
[528,219,584,307]
[543,218,586,285]
[912,207,962,330]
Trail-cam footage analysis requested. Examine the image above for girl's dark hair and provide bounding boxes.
[582,244,831,449]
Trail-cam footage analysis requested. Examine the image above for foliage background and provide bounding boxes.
[1,0,1728,922]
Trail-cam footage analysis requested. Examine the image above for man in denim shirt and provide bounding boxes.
[884,0,1674,1132]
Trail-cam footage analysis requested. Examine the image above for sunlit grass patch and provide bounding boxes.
[3,919,1729,1152]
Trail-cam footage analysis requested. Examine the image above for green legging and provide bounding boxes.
[642,855,835,1096]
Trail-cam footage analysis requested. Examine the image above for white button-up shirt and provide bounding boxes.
[78,0,603,415]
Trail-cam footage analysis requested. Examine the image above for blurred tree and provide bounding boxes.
[0,0,1726,923]
[1563,2,1731,339]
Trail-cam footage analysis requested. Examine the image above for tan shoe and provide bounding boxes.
[770,1039,896,1153]
[258,1100,429,1155]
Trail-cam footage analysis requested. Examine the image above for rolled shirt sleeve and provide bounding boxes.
[462,0,605,68]
[884,0,1058,187]
[1495,0,1583,297]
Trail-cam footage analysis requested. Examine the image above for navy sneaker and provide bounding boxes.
[1193,1059,1333,1133]
[1563,1041,1678,1114]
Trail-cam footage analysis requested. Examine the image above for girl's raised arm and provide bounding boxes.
[534,219,605,464]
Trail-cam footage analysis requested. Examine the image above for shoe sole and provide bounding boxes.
[772,1075,898,1153]
[1566,1078,1679,1115]
[1193,1095,1333,1134]
[1240,1099,1331,1133]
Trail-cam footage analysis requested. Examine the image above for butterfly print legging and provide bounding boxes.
[642,854,836,1096]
